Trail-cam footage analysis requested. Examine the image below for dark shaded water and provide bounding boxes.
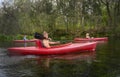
[0,39,120,77]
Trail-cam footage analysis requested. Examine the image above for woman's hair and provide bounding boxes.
[34,32,46,40]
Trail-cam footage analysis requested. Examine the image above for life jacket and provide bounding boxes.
[35,40,45,48]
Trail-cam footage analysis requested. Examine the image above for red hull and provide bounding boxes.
[8,42,97,55]
[74,37,108,41]
[13,39,37,43]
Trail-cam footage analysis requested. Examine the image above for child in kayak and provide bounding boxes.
[34,32,60,48]
[86,33,90,38]
[43,31,60,48]
[43,31,52,41]
[86,33,94,39]
[23,34,28,47]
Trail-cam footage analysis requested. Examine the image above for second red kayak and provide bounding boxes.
[74,37,108,41]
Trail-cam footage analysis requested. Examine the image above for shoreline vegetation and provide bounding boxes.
[0,30,108,42]
[0,0,120,42]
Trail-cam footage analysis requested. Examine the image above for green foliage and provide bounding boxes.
[0,0,120,38]
[0,34,14,41]
[0,33,34,42]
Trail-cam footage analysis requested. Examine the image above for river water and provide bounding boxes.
[0,38,120,77]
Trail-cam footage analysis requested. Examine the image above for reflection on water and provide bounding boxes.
[0,47,96,77]
[0,39,120,77]
[27,51,96,68]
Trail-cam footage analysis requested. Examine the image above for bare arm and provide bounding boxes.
[49,41,60,44]
[43,40,60,48]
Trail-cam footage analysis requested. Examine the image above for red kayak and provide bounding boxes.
[8,40,97,55]
[13,39,37,43]
[74,37,108,41]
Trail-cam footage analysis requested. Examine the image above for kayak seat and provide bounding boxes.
[35,40,43,48]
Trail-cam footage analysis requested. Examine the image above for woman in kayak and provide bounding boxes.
[34,32,60,48]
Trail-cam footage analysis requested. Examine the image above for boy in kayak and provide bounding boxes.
[34,32,60,48]
[43,31,52,41]
[43,31,60,48]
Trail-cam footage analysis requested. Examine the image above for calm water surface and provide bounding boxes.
[0,38,120,77]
